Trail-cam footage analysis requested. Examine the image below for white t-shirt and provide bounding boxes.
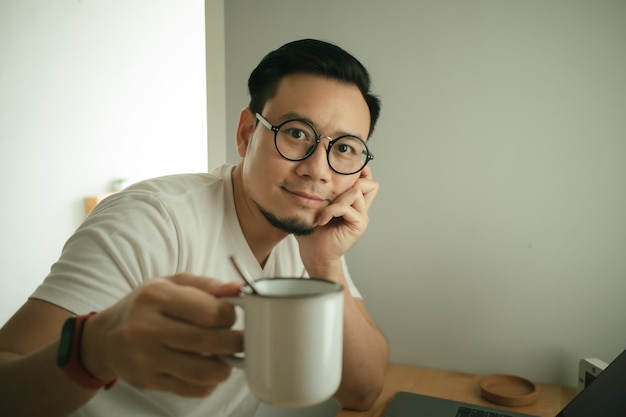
[32,164,360,417]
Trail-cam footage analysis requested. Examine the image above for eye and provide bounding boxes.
[286,127,309,141]
[335,143,354,154]
[279,120,316,143]
[333,137,365,157]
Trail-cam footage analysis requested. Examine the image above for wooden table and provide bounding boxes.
[336,365,577,417]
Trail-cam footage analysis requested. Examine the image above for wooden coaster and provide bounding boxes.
[480,374,539,407]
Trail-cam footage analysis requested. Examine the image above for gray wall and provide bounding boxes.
[224,0,626,386]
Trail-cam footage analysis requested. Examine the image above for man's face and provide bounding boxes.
[237,73,371,235]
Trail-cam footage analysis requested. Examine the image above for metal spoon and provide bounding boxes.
[229,255,261,294]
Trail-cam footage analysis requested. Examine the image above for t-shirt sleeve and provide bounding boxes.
[31,191,180,314]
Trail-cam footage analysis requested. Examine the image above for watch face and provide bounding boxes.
[57,316,76,367]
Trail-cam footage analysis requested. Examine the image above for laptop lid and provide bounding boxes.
[381,391,538,417]
[557,348,626,416]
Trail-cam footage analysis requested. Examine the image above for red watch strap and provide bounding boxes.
[62,312,117,390]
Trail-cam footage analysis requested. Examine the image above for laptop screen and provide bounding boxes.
[558,349,626,416]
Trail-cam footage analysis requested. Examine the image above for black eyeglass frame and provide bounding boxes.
[255,113,374,175]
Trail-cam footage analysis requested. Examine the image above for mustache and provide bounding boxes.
[279,181,335,202]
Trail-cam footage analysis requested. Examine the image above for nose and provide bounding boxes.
[294,137,332,181]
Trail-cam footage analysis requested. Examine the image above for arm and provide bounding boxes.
[303,261,389,411]
[0,274,242,417]
[296,167,389,410]
[0,299,97,417]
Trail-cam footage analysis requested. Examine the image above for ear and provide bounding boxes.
[236,107,257,158]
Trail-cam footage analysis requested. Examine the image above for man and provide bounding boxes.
[0,38,389,417]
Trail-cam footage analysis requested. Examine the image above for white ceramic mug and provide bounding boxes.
[221,278,344,408]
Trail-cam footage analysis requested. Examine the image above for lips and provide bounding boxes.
[283,187,327,208]
[292,190,323,201]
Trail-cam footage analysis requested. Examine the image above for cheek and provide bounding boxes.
[245,131,279,161]
[334,176,359,196]
[242,143,286,190]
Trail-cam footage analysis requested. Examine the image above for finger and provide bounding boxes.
[167,351,234,384]
[164,325,244,355]
[138,277,238,328]
[345,186,367,214]
[355,177,379,209]
[334,186,368,214]
[168,273,243,297]
[152,357,233,398]
[317,187,367,226]
[317,201,365,229]
[359,165,373,180]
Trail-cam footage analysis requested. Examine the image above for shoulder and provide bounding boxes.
[125,164,234,197]
[91,164,235,217]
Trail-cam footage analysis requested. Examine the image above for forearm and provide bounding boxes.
[335,295,389,410]
[305,260,389,410]
[0,343,97,417]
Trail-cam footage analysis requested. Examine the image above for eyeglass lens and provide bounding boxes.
[275,120,369,174]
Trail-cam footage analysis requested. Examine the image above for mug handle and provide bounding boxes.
[217,296,246,370]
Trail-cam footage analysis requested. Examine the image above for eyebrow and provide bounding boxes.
[277,111,365,141]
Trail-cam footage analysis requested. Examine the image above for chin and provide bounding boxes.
[255,202,317,236]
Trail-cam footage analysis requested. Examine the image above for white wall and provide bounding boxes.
[0,0,208,324]
[205,0,227,169]
[224,0,626,386]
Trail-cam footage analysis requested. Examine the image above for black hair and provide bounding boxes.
[248,39,381,138]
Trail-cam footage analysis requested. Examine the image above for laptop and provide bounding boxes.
[380,349,626,417]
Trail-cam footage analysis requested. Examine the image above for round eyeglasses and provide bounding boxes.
[256,113,374,175]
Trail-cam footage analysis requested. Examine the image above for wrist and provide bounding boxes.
[306,258,344,282]
[81,313,118,383]
[57,312,117,390]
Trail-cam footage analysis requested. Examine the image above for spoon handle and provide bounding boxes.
[229,255,260,294]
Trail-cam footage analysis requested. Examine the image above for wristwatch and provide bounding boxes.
[57,312,117,390]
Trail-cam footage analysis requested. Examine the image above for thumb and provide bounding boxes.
[167,272,242,297]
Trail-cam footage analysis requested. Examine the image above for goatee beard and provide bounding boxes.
[255,202,316,236]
